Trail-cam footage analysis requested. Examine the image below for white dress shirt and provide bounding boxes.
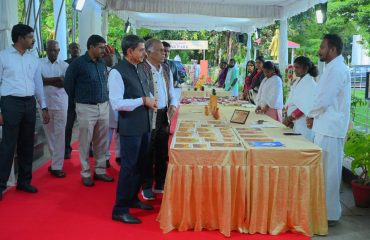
[146,60,178,109]
[255,75,283,110]
[0,46,46,109]
[308,55,351,138]
[108,68,144,112]
[39,58,69,110]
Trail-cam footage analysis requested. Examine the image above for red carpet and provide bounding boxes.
[0,109,309,240]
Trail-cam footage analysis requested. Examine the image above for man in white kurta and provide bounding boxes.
[307,34,351,225]
[40,40,68,177]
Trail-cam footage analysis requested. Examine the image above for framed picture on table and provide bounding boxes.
[365,72,370,100]
[230,110,250,124]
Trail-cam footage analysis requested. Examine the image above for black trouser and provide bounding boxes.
[142,108,169,190]
[0,96,36,192]
[64,101,76,155]
[113,132,151,214]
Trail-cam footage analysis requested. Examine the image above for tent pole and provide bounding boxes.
[278,17,288,72]
[72,9,76,42]
[246,33,251,62]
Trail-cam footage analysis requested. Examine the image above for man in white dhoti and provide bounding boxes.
[40,40,68,178]
[306,34,351,227]
[284,56,318,141]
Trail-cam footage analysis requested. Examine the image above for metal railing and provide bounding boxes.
[351,65,370,133]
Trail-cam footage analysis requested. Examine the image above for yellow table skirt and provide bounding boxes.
[157,105,328,237]
[158,162,327,237]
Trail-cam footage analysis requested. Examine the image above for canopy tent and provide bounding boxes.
[0,0,327,70]
[104,0,327,34]
[102,0,327,70]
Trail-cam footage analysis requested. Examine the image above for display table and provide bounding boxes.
[158,105,328,237]
[180,85,231,98]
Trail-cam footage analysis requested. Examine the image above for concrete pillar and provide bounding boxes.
[246,33,252,63]
[26,0,42,56]
[53,0,67,60]
[0,0,18,50]
[102,8,108,42]
[0,0,18,186]
[78,0,102,53]
[278,17,288,72]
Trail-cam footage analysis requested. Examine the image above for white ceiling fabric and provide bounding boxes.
[103,0,328,33]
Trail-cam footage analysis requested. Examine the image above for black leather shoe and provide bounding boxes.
[112,213,141,224]
[94,174,114,182]
[82,177,94,187]
[131,201,154,210]
[64,152,71,159]
[16,184,38,193]
[48,166,66,178]
[89,149,94,157]
[328,220,338,227]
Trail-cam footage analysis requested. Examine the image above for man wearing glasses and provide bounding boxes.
[64,35,114,187]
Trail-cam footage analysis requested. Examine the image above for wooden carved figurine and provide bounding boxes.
[209,89,218,113]
[204,105,209,116]
[213,108,220,120]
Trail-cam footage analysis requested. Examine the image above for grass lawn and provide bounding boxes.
[351,89,370,131]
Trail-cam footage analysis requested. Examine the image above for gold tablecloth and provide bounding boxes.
[158,105,328,237]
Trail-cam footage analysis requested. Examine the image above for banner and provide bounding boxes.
[163,40,208,50]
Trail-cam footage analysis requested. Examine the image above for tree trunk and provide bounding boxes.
[227,31,234,62]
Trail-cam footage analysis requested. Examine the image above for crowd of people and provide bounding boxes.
[215,34,351,226]
[0,23,351,227]
[0,24,179,224]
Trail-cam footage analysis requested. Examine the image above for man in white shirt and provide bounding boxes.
[0,24,49,200]
[306,34,351,226]
[40,40,69,178]
[140,39,178,200]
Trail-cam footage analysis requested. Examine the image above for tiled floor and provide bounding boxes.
[313,183,370,239]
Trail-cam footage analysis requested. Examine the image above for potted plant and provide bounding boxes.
[344,129,370,207]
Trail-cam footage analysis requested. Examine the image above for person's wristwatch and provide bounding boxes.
[42,107,48,112]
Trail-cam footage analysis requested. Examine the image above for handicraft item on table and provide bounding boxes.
[230,110,250,124]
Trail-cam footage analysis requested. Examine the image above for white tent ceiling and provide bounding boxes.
[103,0,328,33]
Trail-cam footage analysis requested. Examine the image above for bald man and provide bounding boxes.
[40,40,69,178]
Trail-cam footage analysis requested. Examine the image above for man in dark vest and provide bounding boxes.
[140,39,178,200]
[109,35,157,224]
